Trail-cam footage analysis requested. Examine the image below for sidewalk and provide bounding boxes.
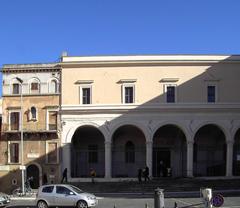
[10,189,240,201]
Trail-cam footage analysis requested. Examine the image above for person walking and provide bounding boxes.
[138,168,142,183]
[61,168,68,183]
[143,166,150,181]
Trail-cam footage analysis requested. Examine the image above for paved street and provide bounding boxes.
[7,195,240,208]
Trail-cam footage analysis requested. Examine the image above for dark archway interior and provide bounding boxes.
[26,164,39,188]
[112,125,146,177]
[71,126,105,178]
[153,125,187,177]
[233,129,240,176]
[194,124,226,176]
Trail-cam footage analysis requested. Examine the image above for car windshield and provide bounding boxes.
[70,185,84,193]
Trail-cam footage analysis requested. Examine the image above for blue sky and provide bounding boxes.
[1,0,240,95]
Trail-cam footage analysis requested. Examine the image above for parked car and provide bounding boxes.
[36,184,98,208]
[0,192,10,207]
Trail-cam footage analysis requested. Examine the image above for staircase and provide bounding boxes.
[70,178,240,194]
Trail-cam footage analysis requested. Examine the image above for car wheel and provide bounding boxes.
[37,200,48,208]
[77,200,88,208]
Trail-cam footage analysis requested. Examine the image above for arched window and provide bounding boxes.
[30,106,37,120]
[11,78,22,95]
[49,79,58,93]
[125,141,135,163]
[30,78,40,94]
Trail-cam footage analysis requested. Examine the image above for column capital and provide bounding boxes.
[146,141,153,145]
[104,141,112,145]
[226,140,234,145]
[187,140,194,145]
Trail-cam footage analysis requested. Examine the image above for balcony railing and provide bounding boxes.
[2,123,58,132]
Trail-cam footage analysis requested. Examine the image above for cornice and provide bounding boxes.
[1,65,60,73]
[60,55,240,68]
[60,103,240,115]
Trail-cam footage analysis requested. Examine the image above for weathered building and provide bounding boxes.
[0,63,60,192]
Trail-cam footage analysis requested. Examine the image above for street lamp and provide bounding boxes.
[16,77,25,195]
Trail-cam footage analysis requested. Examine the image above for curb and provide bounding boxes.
[9,189,240,200]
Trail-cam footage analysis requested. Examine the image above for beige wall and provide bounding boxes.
[62,63,240,105]
[2,95,59,131]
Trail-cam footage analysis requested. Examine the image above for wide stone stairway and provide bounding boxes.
[71,178,240,194]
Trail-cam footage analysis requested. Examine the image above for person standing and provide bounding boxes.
[43,173,48,185]
[90,168,96,183]
[61,168,68,183]
[159,161,164,177]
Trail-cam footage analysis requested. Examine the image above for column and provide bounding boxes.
[105,141,112,179]
[146,141,153,177]
[226,140,234,177]
[62,143,71,180]
[187,141,194,177]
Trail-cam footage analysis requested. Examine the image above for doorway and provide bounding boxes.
[26,164,39,189]
[153,148,171,177]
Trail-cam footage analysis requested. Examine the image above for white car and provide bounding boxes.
[0,193,10,207]
[36,184,98,208]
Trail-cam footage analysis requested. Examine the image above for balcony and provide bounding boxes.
[2,123,58,133]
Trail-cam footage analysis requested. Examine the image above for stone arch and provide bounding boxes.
[152,124,187,177]
[70,124,105,178]
[64,122,108,144]
[151,121,191,142]
[110,121,150,143]
[111,124,147,178]
[193,123,226,176]
[193,121,229,142]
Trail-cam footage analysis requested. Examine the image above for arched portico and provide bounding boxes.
[193,124,226,176]
[152,124,187,177]
[111,125,146,177]
[233,128,240,176]
[71,125,105,178]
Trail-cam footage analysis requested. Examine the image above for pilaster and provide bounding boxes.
[187,141,194,177]
[146,141,153,177]
[226,140,234,177]
[105,141,112,179]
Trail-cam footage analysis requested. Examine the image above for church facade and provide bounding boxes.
[60,55,240,181]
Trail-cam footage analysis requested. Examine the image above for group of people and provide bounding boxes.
[138,166,150,182]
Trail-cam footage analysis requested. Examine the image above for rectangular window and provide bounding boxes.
[47,142,58,164]
[10,112,20,130]
[48,111,57,130]
[166,86,175,103]
[82,87,91,104]
[10,143,19,163]
[12,84,20,94]
[208,85,216,103]
[123,86,135,104]
[88,145,98,163]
